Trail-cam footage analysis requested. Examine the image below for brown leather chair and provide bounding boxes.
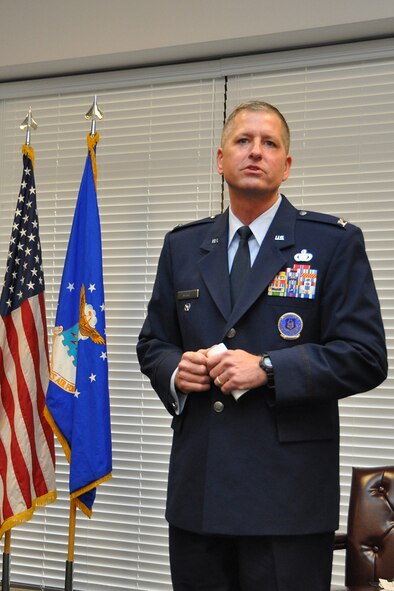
[331,465,394,591]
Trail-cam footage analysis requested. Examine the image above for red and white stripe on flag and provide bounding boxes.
[0,294,56,536]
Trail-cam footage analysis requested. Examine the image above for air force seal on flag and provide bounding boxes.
[50,284,105,394]
[50,323,79,393]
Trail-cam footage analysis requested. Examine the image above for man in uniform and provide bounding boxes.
[137,100,387,590]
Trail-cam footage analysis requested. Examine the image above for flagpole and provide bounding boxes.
[63,97,104,591]
[65,499,77,591]
[20,106,38,146]
[85,95,103,136]
[1,530,11,591]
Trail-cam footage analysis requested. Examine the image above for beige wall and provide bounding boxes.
[1,0,394,81]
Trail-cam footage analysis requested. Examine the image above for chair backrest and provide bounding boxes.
[345,466,394,586]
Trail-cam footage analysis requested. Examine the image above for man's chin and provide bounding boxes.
[230,185,278,200]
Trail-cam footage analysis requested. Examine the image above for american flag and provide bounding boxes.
[0,145,56,538]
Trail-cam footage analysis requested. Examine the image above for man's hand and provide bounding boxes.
[175,349,211,394]
[207,349,267,394]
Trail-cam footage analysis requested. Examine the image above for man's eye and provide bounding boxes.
[237,138,249,144]
[264,140,275,147]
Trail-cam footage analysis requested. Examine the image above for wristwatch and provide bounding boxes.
[259,354,275,389]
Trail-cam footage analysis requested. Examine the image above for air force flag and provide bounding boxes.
[45,133,112,516]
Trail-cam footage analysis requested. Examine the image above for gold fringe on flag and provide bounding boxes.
[87,132,99,190]
[22,144,35,169]
[0,490,57,539]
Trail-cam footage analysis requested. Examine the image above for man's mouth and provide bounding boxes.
[244,165,262,172]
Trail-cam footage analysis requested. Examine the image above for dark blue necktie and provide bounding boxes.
[230,225,252,306]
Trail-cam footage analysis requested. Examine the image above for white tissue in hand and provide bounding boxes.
[207,343,248,401]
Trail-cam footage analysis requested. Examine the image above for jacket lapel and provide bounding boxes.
[198,211,232,320]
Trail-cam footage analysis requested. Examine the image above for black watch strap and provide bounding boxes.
[259,353,275,389]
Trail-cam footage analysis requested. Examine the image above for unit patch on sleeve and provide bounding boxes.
[268,265,318,299]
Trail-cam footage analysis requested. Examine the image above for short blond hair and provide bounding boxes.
[221,100,290,153]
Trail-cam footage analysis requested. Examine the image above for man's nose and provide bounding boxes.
[249,139,263,158]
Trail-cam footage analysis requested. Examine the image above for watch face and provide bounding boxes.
[260,355,272,370]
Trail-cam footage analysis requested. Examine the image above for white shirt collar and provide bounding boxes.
[228,194,282,247]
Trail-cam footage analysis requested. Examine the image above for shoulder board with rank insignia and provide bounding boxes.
[171,214,219,233]
[297,210,349,229]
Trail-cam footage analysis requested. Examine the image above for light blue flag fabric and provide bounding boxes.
[45,135,112,516]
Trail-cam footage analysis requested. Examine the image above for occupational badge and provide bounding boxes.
[278,312,303,340]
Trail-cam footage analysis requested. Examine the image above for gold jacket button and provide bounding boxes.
[213,401,224,413]
[226,328,236,339]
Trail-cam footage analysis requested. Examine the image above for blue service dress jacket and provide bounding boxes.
[137,195,387,537]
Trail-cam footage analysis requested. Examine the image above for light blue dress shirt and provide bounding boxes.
[228,195,282,270]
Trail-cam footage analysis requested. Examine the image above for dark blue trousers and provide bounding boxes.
[169,525,334,591]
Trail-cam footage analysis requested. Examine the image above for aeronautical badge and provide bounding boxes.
[278,313,303,340]
[294,249,313,262]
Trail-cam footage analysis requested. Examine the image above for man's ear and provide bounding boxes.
[282,155,292,182]
[216,148,223,175]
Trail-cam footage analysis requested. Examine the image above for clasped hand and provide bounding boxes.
[175,347,267,395]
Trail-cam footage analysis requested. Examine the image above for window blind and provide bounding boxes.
[226,56,394,585]
[0,79,224,590]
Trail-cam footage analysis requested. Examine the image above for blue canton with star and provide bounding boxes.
[0,153,44,316]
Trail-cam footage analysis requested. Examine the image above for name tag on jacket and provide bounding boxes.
[176,289,200,300]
